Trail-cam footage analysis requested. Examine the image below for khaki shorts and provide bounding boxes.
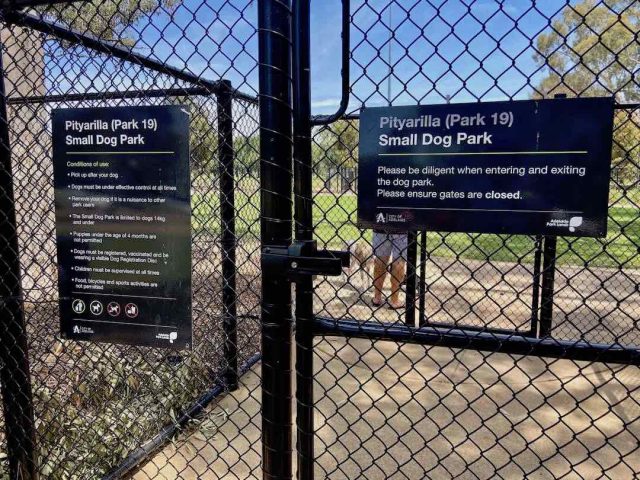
[372,232,407,260]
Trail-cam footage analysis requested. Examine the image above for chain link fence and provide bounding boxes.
[308,1,640,478]
[0,1,263,478]
[0,0,637,479]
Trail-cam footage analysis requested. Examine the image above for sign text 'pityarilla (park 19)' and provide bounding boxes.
[53,105,192,349]
[357,97,615,237]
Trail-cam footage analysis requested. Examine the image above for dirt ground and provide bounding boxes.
[316,257,640,346]
[135,259,640,480]
[136,339,640,480]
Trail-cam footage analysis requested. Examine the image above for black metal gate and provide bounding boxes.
[0,0,638,479]
[262,0,640,479]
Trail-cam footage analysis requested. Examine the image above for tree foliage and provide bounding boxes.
[534,0,639,102]
[236,135,260,176]
[42,0,179,45]
[313,119,359,172]
[533,0,639,183]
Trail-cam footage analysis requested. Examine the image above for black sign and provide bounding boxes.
[357,97,614,237]
[53,105,192,348]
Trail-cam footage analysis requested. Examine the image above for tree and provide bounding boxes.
[236,134,260,177]
[313,119,359,192]
[534,0,638,102]
[533,0,639,185]
[42,0,179,45]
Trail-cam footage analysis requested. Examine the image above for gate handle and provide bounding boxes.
[262,240,350,281]
[310,0,350,126]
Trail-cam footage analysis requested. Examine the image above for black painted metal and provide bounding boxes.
[292,1,314,477]
[0,3,637,479]
[418,231,427,327]
[7,87,211,105]
[537,96,563,339]
[217,80,239,392]
[258,0,294,478]
[405,231,417,327]
[540,235,557,338]
[6,86,258,106]
[0,41,37,480]
[530,234,543,337]
[313,317,640,366]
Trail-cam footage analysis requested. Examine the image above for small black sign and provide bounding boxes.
[53,105,192,348]
[357,97,614,237]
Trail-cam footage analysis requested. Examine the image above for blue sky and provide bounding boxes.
[44,0,575,113]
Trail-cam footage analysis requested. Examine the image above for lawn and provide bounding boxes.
[192,182,640,269]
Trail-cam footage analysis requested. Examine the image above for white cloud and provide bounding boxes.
[311,98,341,109]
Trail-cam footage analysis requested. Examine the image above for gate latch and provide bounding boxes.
[262,240,350,281]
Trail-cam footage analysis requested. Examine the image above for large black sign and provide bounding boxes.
[357,97,614,237]
[53,105,192,348]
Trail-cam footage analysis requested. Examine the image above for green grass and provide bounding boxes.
[314,192,640,269]
[192,182,640,269]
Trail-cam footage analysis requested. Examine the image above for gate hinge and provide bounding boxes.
[262,240,349,281]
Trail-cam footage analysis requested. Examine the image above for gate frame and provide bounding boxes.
[0,3,254,477]
[0,1,638,479]
[287,2,640,479]
[258,1,295,479]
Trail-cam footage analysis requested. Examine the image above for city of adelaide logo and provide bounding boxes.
[376,211,407,224]
[72,325,94,334]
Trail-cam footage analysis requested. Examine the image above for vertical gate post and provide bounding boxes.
[292,0,314,478]
[0,42,38,479]
[530,234,543,337]
[538,93,565,339]
[418,231,427,327]
[216,80,238,391]
[405,231,417,326]
[258,1,294,479]
[539,236,557,337]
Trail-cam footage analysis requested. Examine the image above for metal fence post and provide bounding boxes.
[539,236,557,337]
[418,231,427,327]
[258,1,294,479]
[405,231,417,327]
[538,93,565,339]
[216,80,238,391]
[292,0,314,478]
[0,40,38,480]
[530,234,543,337]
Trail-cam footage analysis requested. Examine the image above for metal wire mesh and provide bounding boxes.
[309,1,640,478]
[0,1,262,478]
[0,0,637,479]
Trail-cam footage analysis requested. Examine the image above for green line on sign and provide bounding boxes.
[378,151,588,156]
[66,151,175,155]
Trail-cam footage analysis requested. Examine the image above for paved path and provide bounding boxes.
[137,338,640,479]
[135,253,640,479]
[317,257,640,346]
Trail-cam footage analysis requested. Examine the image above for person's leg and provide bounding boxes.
[389,258,406,308]
[389,234,408,308]
[373,255,390,305]
[371,232,391,305]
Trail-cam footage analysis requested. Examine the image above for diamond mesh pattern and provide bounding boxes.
[0,1,262,478]
[0,0,637,479]
[309,1,639,478]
